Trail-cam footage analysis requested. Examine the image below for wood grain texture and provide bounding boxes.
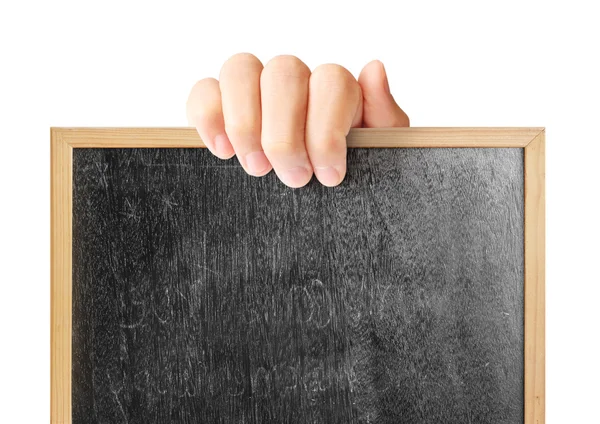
[54,127,543,148]
[50,129,73,424]
[524,130,545,424]
[71,147,525,423]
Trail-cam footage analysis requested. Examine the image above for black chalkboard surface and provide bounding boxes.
[71,146,524,423]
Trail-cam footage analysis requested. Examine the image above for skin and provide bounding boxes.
[186,53,409,188]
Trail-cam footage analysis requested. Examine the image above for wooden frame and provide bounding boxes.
[51,127,545,423]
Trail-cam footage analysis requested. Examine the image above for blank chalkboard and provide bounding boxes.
[51,128,545,424]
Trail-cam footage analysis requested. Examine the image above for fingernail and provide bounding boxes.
[280,166,311,187]
[245,151,270,175]
[214,134,233,158]
[314,166,343,186]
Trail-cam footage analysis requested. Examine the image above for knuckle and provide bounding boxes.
[194,110,220,129]
[315,135,343,151]
[263,55,310,80]
[220,52,262,78]
[224,120,259,141]
[191,77,217,92]
[188,78,218,103]
[262,140,297,158]
[187,78,220,125]
[311,133,347,155]
[311,64,355,91]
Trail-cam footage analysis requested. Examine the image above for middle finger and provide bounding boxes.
[260,55,312,188]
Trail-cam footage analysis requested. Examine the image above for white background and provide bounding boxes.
[1,1,598,422]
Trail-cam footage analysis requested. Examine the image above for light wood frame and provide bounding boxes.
[51,127,545,423]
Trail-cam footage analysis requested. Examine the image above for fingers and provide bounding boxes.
[188,56,408,187]
[186,77,235,159]
[358,60,409,128]
[260,55,312,188]
[305,64,363,186]
[219,53,272,176]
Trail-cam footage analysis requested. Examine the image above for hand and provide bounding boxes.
[186,54,409,188]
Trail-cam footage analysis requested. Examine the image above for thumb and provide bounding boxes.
[358,60,410,128]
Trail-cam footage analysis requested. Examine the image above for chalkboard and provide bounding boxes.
[51,128,545,424]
